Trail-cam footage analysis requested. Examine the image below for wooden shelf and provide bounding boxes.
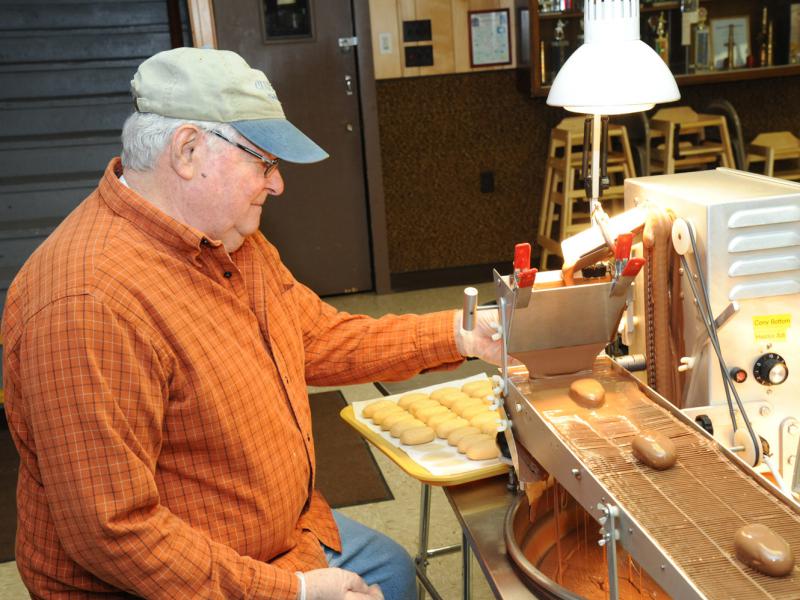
[538,2,690,20]
[533,63,800,96]
[530,0,800,97]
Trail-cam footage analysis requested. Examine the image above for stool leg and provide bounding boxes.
[416,483,432,600]
[719,120,735,168]
[537,138,558,269]
[537,163,554,265]
[620,128,636,177]
[462,531,471,600]
[540,170,561,269]
[560,167,575,242]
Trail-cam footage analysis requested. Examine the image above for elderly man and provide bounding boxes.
[1,48,502,599]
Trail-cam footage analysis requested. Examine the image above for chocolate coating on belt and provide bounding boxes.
[568,378,606,408]
[631,430,677,470]
[734,523,795,577]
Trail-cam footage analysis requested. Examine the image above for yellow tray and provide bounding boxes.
[340,405,508,487]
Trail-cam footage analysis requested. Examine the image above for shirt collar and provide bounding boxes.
[98,158,222,255]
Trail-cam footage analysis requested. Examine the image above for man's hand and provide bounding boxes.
[303,568,384,600]
[454,308,503,366]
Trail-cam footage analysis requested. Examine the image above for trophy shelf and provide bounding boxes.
[530,0,800,97]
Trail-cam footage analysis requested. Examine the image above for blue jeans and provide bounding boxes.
[323,511,417,600]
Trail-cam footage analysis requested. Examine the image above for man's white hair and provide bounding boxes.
[120,112,239,171]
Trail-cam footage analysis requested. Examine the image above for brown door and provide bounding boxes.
[214,0,373,296]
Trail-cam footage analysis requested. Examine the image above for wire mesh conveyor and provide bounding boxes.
[514,361,800,600]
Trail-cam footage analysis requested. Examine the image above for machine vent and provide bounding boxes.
[728,229,800,253]
[725,208,800,299]
[728,205,800,228]
[729,255,800,277]
[729,278,800,300]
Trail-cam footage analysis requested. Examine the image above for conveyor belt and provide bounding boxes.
[512,360,800,600]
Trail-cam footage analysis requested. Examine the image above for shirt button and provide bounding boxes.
[223,271,232,278]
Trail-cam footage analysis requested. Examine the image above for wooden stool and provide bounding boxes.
[747,132,800,181]
[536,116,636,269]
[649,106,735,175]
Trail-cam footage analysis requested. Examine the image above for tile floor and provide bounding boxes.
[0,282,505,599]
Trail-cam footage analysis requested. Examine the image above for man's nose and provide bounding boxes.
[266,168,284,196]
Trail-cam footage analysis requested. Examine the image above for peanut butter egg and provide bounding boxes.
[631,430,677,470]
[397,392,429,409]
[734,523,795,577]
[569,378,606,408]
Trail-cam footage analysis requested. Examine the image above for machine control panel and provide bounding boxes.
[753,353,788,386]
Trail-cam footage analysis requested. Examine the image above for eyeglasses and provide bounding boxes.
[210,130,279,178]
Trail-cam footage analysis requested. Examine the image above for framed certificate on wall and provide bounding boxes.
[469,9,512,68]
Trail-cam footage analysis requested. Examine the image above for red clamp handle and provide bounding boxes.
[621,256,645,277]
[615,233,633,261]
[513,243,531,272]
[517,268,537,288]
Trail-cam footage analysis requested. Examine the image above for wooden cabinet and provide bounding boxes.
[530,0,800,97]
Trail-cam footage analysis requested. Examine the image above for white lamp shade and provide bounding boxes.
[547,39,680,115]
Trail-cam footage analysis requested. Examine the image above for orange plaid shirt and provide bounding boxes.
[1,158,462,599]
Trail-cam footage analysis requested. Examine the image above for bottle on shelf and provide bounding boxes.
[691,7,711,73]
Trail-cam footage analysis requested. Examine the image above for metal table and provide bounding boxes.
[444,476,537,599]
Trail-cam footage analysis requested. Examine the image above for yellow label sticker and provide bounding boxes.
[752,314,792,342]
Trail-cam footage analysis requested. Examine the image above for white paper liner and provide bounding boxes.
[352,373,504,477]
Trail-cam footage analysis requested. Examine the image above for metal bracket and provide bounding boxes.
[597,502,621,600]
[338,36,358,50]
[779,417,800,483]
[713,301,739,331]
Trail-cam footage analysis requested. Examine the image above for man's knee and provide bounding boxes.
[370,534,416,600]
[331,512,417,599]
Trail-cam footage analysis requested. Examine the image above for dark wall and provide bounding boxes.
[376,71,800,275]
[0,0,191,317]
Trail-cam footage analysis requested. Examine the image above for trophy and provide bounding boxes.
[692,7,712,72]
[767,20,774,67]
[549,19,570,82]
[726,24,736,69]
[655,12,669,65]
[756,6,771,67]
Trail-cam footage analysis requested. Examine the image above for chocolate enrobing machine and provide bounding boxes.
[464,169,800,599]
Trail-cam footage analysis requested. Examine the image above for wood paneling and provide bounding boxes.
[369,0,402,79]
[416,0,455,76]
[187,0,217,48]
[369,0,515,79]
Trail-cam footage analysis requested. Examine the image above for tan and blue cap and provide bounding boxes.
[131,47,328,163]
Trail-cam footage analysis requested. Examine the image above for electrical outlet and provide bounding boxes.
[379,32,392,55]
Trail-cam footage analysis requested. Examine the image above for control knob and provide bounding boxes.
[753,353,788,386]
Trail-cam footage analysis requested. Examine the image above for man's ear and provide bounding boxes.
[169,125,204,180]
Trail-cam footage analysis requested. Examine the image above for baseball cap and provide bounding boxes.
[131,47,328,163]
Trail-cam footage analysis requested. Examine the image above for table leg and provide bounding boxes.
[416,483,432,600]
[462,530,472,600]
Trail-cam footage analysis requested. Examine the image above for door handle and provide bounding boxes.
[344,75,354,96]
